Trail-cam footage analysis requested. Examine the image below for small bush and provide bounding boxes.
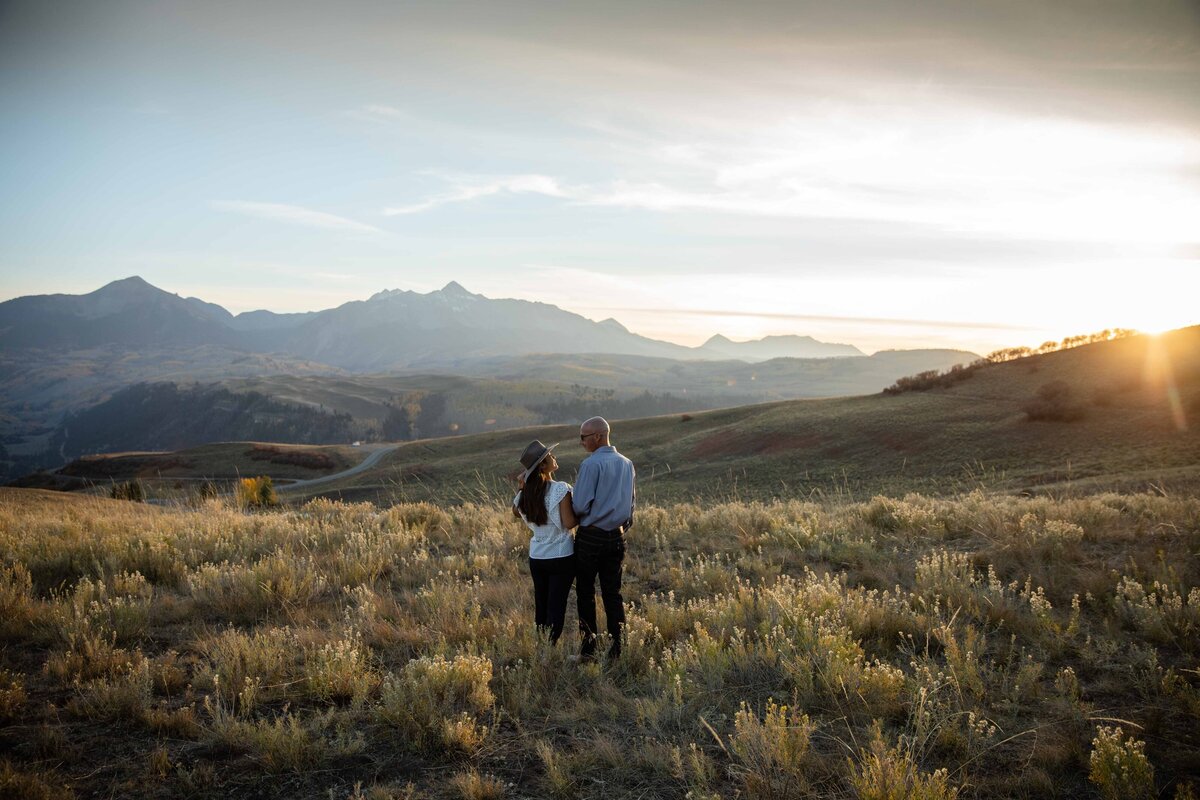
[884,364,982,395]
[376,654,494,751]
[0,563,37,641]
[110,480,146,502]
[304,630,377,706]
[69,657,152,722]
[204,704,341,773]
[0,670,27,722]
[236,476,278,508]
[850,730,960,800]
[1089,726,1154,800]
[729,699,813,799]
[449,769,505,800]
[535,740,574,797]
[247,445,335,470]
[0,761,75,800]
[1023,381,1086,422]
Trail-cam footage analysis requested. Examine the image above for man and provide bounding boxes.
[572,416,635,660]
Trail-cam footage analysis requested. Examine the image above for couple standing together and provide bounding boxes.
[512,416,635,660]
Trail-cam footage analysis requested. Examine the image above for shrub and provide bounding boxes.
[236,476,278,508]
[1089,726,1154,800]
[1016,513,1085,553]
[850,729,960,800]
[535,740,574,797]
[68,656,152,722]
[729,699,813,799]
[0,563,37,641]
[0,670,27,723]
[884,364,982,396]
[0,761,75,800]
[376,654,494,751]
[203,703,362,773]
[1023,381,1086,422]
[449,769,505,800]
[247,445,335,470]
[196,626,302,711]
[110,480,146,502]
[304,630,377,706]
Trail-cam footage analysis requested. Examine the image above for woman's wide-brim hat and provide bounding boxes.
[519,439,559,482]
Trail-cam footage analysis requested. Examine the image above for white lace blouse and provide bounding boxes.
[514,480,575,560]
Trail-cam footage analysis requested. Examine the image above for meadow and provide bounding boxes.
[2,485,1198,799]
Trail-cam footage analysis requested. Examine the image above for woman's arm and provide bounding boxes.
[559,490,578,530]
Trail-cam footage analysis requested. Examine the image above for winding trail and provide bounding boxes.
[276,444,401,493]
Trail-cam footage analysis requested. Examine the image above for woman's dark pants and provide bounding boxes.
[529,554,575,644]
[574,526,626,658]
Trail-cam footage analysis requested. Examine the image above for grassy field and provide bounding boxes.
[52,327,1200,506]
[1,484,1198,798]
[6,328,1194,797]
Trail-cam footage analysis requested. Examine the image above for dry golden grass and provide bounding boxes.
[0,486,1197,798]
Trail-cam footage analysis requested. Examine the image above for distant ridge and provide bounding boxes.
[699,333,864,361]
[0,277,886,369]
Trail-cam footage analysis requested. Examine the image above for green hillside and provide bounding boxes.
[288,327,1200,504]
[45,327,1199,504]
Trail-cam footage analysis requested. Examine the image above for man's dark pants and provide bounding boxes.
[575,525,626,658]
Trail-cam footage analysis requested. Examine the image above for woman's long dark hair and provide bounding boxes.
[518,461,554,525]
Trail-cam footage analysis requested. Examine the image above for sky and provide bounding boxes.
[1,0,1198,355]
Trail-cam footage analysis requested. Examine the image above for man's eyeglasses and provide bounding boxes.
[580,432,599,441]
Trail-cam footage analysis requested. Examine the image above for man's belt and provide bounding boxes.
[577,523,627,538]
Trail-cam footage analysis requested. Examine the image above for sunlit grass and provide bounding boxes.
[0,488,1197,797]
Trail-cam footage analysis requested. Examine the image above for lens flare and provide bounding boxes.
[1145,335,1188,432]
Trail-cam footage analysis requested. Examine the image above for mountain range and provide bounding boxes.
[0,277,982,482]
[0,277,868,368]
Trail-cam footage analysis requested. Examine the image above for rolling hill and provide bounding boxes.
[50,327,1200,503]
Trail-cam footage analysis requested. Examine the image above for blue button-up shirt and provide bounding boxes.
[572,445,635,531]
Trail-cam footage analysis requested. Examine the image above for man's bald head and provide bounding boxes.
[581,417,610,436]
[580,416,611,452]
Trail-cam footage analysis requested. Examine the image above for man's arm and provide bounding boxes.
[572,459,598,520]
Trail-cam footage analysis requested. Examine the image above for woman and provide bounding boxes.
[512,440,577,644]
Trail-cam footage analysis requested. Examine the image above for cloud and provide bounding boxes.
[384,106,1200,245]
[361,104,407,119]
[214,201,382,234]
[346,104,415,125]
[383,174,566,215]
[596,306,1037,332]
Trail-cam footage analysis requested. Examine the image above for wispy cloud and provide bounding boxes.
[591,306,1038,332]
[346,104,415,124]
[214,201,382,234]
[385,107,1200,245]
[383,174,567,215]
